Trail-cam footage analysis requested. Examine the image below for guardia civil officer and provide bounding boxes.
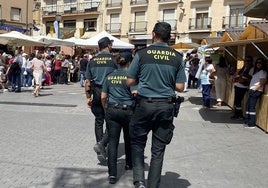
[101,52,134,184]
[85,37,117,164]
[126,22,186,188]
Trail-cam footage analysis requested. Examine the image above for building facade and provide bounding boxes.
[0,0,39,35]
[39,0,258,48]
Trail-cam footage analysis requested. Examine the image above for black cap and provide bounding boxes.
[120,52,133,63]
[98,37,114,49]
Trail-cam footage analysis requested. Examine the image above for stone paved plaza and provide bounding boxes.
[0,84,268,188]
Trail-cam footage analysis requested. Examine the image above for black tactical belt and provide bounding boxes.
[138,95,173,103]
[108,103,133,110]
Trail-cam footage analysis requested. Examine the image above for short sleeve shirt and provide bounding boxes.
[249,70,267,91]
[102,69,133,106]
[201,63,214,85]
[85,51,117,85]
[235,67,254,88]
[14,55,23,64]
[79,58,88,72]
[127,42,186,98]
[32,58,45,74]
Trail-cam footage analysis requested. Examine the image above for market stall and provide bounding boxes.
[170,42,200,51]
[209,20,268,132]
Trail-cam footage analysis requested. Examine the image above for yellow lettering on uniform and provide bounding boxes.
[111,80,122,84]
[109,75,126,85]
[147,49,176,59]
[95,57,112,61]
[153,55,170,60]
[97,61,107,64]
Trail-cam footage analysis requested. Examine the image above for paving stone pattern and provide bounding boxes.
[0,84,268,188]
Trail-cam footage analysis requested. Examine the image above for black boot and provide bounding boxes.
[135,181,146,188]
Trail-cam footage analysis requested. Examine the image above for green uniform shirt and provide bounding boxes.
[102,69,133,106]
[85,51,117,85]
[127,42,186,98]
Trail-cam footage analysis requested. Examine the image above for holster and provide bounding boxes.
[172,96,184,117]
[132,93,138,110]
[85,80,95,98]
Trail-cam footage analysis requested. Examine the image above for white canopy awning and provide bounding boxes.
[84,31,134,49]
[0,31,46,46]
[63,37,89,46]
[32,35,75,47]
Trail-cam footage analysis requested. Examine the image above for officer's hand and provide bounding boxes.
[87,98,92,108]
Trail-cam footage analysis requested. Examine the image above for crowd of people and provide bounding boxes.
[0,48,96,96]
[184,50,267,129]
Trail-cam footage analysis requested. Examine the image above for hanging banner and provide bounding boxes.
[53,21,59,38]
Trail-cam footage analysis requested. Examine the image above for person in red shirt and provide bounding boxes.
[53,54,62,84]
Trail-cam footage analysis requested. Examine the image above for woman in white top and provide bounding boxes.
[30,53,46,97]
[214,56,229,107]
[201,56,216,108]
[25,53,34,87]
[244,58,267,128]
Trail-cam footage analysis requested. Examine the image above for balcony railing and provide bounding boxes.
[188,17,212,31]
[62,3,78,14]
[106,0,122,8]
[160,19,177,31]
[42,5,57,15]
[129,21,147,32]
[222,16,247,29]
[130,0,148,5]
[158,0,178,3]
[82,0,100,11]
[105,23,121,33]
[42,1,100,16]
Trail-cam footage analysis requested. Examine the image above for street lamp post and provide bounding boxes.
[26,0,29,33]
[178,0,185,13]
[28,23,33,36]
[178,0,184,7]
